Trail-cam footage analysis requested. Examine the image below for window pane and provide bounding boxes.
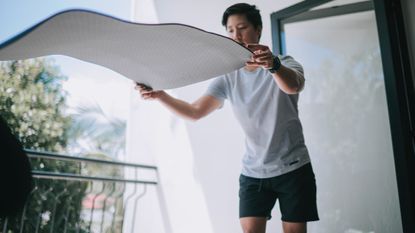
[285,11,403,233]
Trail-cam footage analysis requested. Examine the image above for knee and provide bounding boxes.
[242,227,263,233]
[240,217,266,233]
[282,222,307,233]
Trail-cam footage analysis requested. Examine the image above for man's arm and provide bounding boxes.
[271,64,304,94]
[135,84,222,121]
[246,44,304,94]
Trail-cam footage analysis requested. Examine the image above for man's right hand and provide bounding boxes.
[134,82,165,100]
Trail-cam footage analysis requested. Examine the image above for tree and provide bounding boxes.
[67,103,126,159]
[0,59,70,151]
[0,59,88,233]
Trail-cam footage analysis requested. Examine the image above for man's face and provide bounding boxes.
[226,14,261,47]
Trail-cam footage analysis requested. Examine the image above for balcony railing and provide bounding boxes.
[1,150,158,233]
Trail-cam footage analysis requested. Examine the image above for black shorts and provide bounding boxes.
[239,163,319,222]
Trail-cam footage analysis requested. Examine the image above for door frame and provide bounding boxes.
[270,0,415,232]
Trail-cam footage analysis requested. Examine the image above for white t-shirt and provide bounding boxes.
[205,55,310,178]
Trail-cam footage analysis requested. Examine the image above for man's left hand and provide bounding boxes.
[245,44,274,69]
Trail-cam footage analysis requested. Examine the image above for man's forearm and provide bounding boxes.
[157,92,200,121]
[271,65,304,94]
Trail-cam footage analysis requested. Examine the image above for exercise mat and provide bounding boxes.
[0,10,252,90]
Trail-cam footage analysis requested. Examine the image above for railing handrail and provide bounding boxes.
[31,170,157,184]
[25,149,157,170]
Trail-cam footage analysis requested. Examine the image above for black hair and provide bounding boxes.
[222,3,262,30]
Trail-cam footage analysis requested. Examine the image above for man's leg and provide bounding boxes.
[282,221,306,233]
[240,217,267,233]
[275,164,318,233]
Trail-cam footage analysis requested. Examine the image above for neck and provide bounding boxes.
[244,65,259,72]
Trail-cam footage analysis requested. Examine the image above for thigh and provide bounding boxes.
[273,163,319,222]
[239,174,277,219]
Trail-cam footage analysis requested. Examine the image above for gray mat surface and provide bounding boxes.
[0,10,252,90]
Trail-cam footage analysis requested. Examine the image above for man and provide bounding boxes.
[135,3,318,233]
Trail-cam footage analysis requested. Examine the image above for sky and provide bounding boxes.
[0,0,133,120]
[0,0,131,41]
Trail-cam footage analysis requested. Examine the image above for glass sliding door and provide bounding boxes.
[273,2,403,232]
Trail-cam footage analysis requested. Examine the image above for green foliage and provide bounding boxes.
[0,59,70,151]
[0,59,88,232]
